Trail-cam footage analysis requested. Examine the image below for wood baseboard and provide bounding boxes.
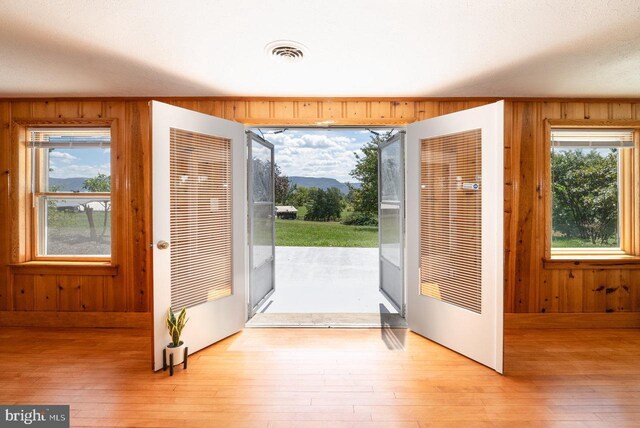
[505,312,640,329]
[0,311,151,329]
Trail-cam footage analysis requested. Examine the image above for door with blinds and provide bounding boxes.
[406,101,504,373]
[247,131,276,316]
[151,101,246,371]
[378,132,405,313]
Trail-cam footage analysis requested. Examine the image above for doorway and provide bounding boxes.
[151,100,505,374]
[246,128,405,327]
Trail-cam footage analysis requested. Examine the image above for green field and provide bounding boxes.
[276,218,378,247]
[552,236,618,248]
[47,210,111,255]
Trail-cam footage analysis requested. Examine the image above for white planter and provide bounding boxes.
[166,342,185,366]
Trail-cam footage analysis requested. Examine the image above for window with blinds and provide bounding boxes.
[420,129,482,314]
[169,128,232,311]
[29,127,112,259]
[550,129,635,250]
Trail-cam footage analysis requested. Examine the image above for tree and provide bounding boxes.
[83,174,111,240]
[274,163,292,205]
[349,132,393,216]
[288,185,309,208]
[304,187,343,221]
[551,149,618,245]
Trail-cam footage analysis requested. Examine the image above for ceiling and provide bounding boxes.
[1,0,640,98]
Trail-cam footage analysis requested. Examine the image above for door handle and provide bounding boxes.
[157,240,170,250]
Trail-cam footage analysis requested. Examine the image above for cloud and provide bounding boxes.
[49,151,77,164]
[49,163,110,179]
[263,130,370,182]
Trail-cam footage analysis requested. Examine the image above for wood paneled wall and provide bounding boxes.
[0,98,639,327]
[0,100,151,317]
[505,101,640,314]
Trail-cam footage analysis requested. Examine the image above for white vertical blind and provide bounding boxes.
[170,128,232,311]
[420,129,482,314]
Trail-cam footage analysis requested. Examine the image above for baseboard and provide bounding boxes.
[505,312,640,329]
[0,311,151,329]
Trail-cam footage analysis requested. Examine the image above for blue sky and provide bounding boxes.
[49,148,111,179]
[258,128,391,183]
[48,129,393,183]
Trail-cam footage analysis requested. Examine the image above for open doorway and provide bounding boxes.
[246,127,406,327]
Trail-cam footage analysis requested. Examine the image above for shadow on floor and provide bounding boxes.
[380,304,406,350]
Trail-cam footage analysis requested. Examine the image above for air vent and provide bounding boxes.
[265,40,307,63]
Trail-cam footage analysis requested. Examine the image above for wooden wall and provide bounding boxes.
[505,101,640,315]
[0,98,639,327]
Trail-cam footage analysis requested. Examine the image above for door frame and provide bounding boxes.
[244,126,406,321]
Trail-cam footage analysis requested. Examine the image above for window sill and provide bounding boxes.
[10,262,118,276]
[543,255,640,270]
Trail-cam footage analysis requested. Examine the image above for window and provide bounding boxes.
[30,128,112,259]
[550,128,635,254]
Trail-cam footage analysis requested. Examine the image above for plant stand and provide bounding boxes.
[162,346,188,376]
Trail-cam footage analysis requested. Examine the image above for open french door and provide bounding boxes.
[406,101,504,373]
[151,101,246,371]
[247,131,276,317]
[378,132,405,314]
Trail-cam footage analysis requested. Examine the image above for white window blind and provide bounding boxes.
[420,129,482,314]
[551,129,634,149]
[29,128,111,148]
[169,128,232,311]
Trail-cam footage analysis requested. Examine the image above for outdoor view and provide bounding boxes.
[551,147,619,248]
[35,134,111,257]
[265,129,393,247]
[252,128,399,315]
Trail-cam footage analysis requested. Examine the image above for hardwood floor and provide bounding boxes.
[1,327,639,427]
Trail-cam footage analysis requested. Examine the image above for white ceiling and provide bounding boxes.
[1,0,640,98]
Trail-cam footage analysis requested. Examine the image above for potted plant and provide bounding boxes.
[165,307,189,368]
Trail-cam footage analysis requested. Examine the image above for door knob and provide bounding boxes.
[157,240,170,250]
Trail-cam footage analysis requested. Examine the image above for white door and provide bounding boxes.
[151,101,246,371]
[247,131,276,317]
[379,132,405,314]
[406,101,504,373]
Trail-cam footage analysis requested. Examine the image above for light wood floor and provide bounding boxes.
[1,327,639,427]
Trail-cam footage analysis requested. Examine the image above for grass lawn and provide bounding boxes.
[276,218,378,247]
[46,210,111,255]
[552,236,618,248]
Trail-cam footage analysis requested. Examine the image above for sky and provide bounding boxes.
[49,148,111,179]
[47,128,394,183]
[256,128,391,183]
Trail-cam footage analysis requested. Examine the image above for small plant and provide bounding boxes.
[166,307,189,347]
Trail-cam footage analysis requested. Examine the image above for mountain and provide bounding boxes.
[289,176,360,194]
[50,176,361,195]
[49,177,88,192]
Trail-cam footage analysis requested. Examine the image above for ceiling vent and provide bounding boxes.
[265,40,307,63]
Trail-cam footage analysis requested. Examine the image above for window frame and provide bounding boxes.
[24,121,116,263]
[544,120,640,261]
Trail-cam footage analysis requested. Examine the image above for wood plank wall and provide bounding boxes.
[506,101,640,314]
[0,98,638,326]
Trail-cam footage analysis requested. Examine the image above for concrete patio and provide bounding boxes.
[254,246,399,314]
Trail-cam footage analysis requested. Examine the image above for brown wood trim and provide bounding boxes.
[0,310,149,328]
[505,312,640,329]
[547,119,640,128]
[240,118,413,126]
[543,257,640,269]
[12,118,114,126]
[1,96,639,103]
[10,262,118,276]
